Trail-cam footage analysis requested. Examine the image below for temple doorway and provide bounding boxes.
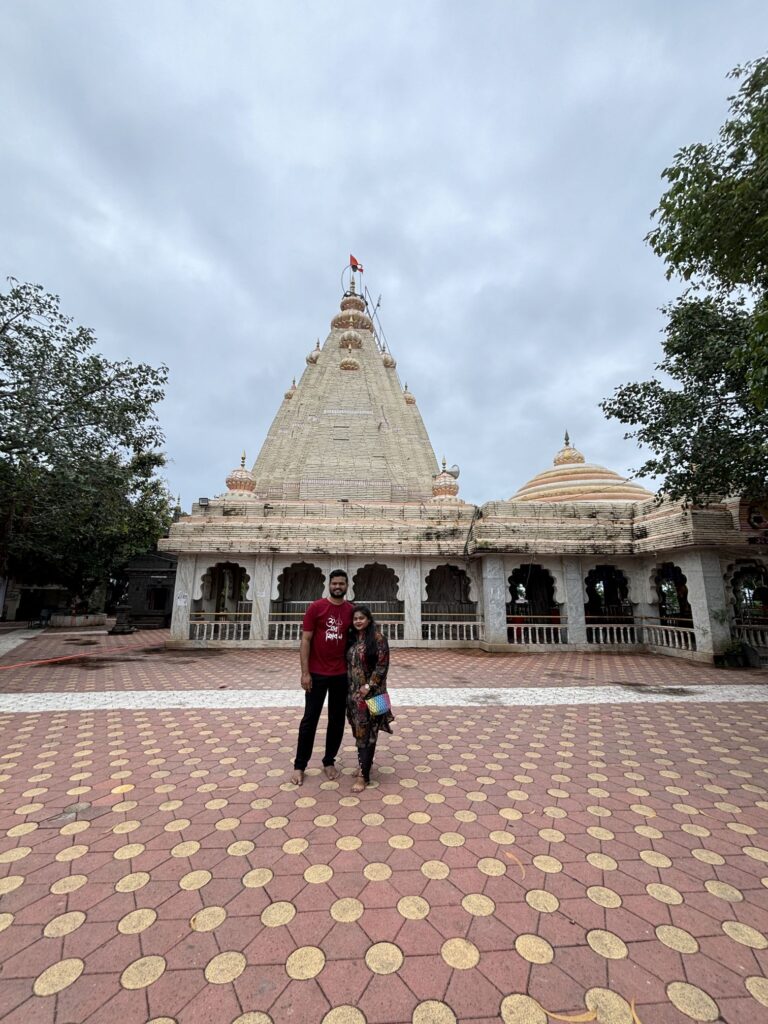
[422,564,479,640]
[352,563,404,639]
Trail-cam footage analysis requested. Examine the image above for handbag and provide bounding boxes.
[365,691,392,716]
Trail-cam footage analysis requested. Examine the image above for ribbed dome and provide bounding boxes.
[306,341,321,364]
[513,434,654,503]
[225,453,256,494]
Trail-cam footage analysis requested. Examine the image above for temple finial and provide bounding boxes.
[564,429,570,447]
[240,450,246,469]
[442,456,447,470]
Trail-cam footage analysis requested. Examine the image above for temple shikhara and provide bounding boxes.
[161,265,768,663]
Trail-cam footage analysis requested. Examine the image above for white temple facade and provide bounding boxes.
[161,273,768,664]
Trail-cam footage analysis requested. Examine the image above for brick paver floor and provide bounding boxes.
[0,636,766,1023]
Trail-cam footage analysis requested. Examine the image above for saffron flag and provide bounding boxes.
[349,254,364,273]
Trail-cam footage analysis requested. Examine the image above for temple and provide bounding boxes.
[161,268,768,664]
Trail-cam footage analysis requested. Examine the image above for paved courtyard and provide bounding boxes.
[0,631,767,1023]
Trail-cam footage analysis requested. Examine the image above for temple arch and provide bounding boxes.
[352,563,404,639]
[584,564,634,644]
[506,564,561,644]
[729,561,768,625]
[269,562,325,640]
[422,563,479,640]
[189,561,251,640]
[655,563,693,627]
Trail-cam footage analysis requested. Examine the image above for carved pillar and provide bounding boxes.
[249,555,273,640]
[677,550,730,655]
[403,557,422,641]
[562,557,587,644]
[170,555,196,641]
[481,555,508,644]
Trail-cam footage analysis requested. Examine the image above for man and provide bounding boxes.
[291,569,354,786]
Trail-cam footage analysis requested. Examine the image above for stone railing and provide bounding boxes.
[269,621,303,641]
[732,623,768,651]
[507,622,568,645]
[643,622,696,651]
[421,620,484,641]
[189,615,251,641]
[587,623,639,646]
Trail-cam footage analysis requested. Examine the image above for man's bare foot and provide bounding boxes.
[352,778,366,793]
[290,770,304,786]
[323,765,339,780]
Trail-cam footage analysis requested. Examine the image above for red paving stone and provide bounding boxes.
[0,639,767,1022]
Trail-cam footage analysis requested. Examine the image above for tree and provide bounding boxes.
[602,55,768,502]
[0,279,172,613]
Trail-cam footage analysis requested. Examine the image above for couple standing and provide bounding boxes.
[290,569,394,793]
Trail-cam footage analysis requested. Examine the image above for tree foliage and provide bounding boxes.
[0,280,172,606]
[603,55,768,501]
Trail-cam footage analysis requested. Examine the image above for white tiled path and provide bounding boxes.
[1,682,766,712]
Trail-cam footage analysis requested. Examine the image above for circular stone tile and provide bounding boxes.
[0,913,14,933]
[586,885,622,909]
[33,958,84,996]
[0,846,30,863]
[705,880,743,902]
[412,1001,457,1024]
[462,893,495,917]
[389,834,414,849]
[118,908,157,934]
[191,906,227,931]
[532,855,562,874]
[228,840,255,857]
[265,816,289,829]
[232,1015,273,1024]
[0,876,23,895]
[743,845,768,863]
[331,897,364,923]
[441,937,479,969]
[364,862,392,881]
[43,911,85,938]
[586,852,617,871]
[205,951,246,984]
[243,868,273,888]
[283,838,309,854]
[746,976,768,1007]
[286,946,325,980]
[478,857,506,876]
[656,925,699,954]
[692,848,724,865]
[180,870,211,891]
[515,934,553,964]
[171,841,200,858]
[261,901,296,927]
[304,864,333,884]
[489,830,515,845]
[585,988,633,1024]
[646,883,683,905]
[640,850,672,868]
[587,929,628,959]
[409,812,431,825]
[421,860,449,879]
[525,890,559,913]
[722,920,768,949]
[500,994,547,1023]
[366,941,403,974]
[439,832,465,847]
[121,955,166,990]
[635,825,662,840]
[362,813,384,826]
[321,1009,366,1024]
[336,836,361,851]
[667,982,719,1021]
[398,896,430,920]
[587,826,615,841]
[115,871,149,893]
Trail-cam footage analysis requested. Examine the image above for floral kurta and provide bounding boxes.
[346,631,394,749]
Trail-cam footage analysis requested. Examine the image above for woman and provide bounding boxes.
[346,605,394,793]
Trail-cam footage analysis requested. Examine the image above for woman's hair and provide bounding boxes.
[348,604,379,668]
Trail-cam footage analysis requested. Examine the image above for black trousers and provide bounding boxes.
[293,673,347,771]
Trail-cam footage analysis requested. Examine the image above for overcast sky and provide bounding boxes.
[2,2,766,508]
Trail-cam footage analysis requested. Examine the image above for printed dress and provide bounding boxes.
[345,631,394,752]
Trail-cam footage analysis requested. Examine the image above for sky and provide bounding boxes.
[2,2,766,509]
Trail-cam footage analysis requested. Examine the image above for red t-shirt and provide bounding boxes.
[302,599,354,675]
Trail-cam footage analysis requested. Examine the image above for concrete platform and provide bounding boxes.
[0,633,766,1023]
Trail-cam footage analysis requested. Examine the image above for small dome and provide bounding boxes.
[512,433,654,503]
[340,293,366,312]
[382,350,396,368]
[284,378,297,400]
[431,458,461,500]
[340,352,360,370]
[339,329,362,349]
[404,383,416,405]
[331,308,373,332]
[306,341,321,364]
[226,452,256,494]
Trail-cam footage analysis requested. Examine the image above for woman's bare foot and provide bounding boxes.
[290,770,304,786]
[323,765,339,781]
[352,778,367,793]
